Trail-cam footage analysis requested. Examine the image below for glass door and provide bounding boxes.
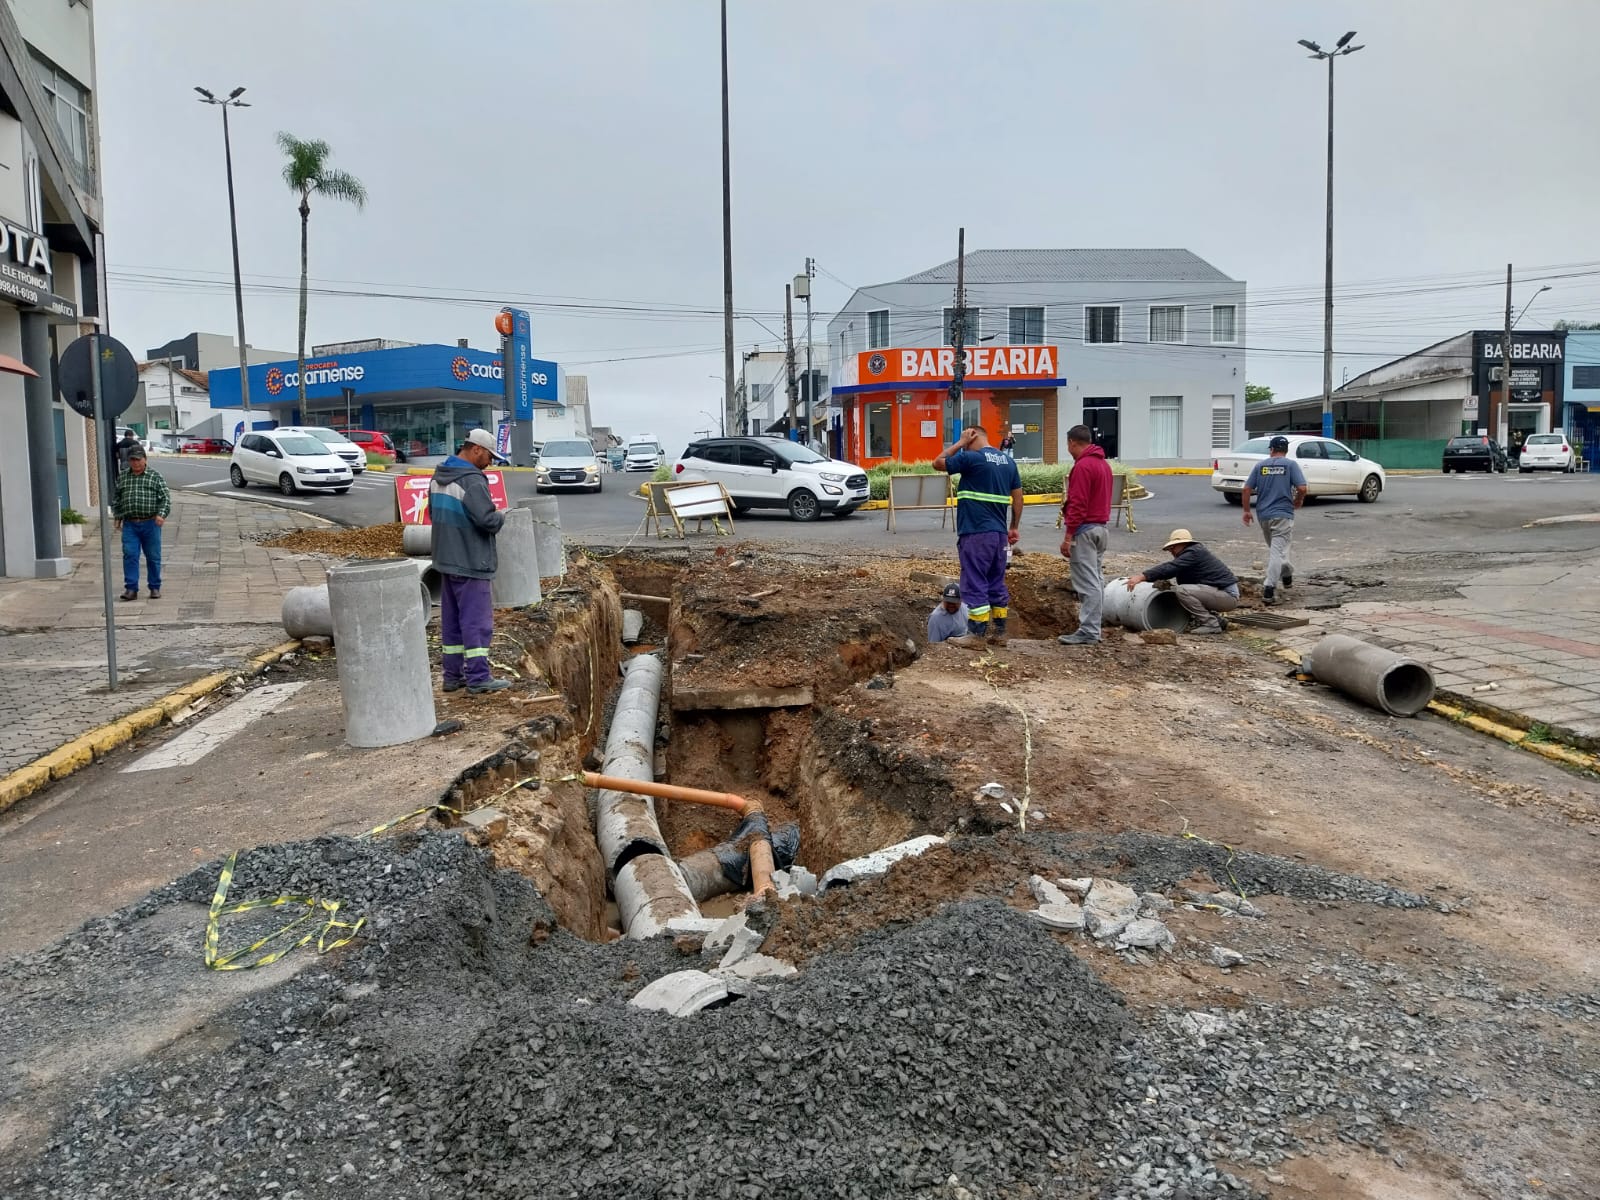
[1082,397,1120,459]
[1008,401,1044,460]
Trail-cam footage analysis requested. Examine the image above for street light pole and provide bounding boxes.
[1298,33,1364,440]
[719,0,736,438]
[1514,284,1551,329]
[196,86,253,424]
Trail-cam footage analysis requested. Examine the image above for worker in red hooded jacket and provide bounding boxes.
[1058,424,1112,645]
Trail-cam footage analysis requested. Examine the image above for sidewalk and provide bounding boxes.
[1275,554,1600,743]
[0,493,328,775]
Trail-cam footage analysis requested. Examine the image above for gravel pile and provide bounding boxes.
[262,522,405,558]
[3,832,1593,1199]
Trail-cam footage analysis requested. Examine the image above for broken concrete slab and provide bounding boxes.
[1084,878,1141,922]
[1116,918,1176,952]
[629,970,730,1017]
[717,923,767,970]
[622,610,645,645]
[1210,946,1246,969]
[775,866,818,897]
[1029,902,1086,932]
[1184,889,1264,918]
[702,911,747,954]
[1139,892,1175,915]
[1029,874,1070,907]
[818,835,947,892]
[664,916,722,937]
[1057,877,1092,898]
[717,953,798,982]
[459,806,508,844]
[1085,909,1135,941]
[670,684,814,712]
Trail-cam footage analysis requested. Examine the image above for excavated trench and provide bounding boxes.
[433,550,1077,941]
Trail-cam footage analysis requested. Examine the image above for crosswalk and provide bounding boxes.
[183,471,396,508]
[123,682,305,772]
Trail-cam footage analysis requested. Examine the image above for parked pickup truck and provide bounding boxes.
[1211,434,1385,504]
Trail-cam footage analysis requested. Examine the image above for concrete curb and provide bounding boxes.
[0,639,303,816]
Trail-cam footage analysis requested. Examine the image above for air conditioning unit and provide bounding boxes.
[1489,366,1505,382]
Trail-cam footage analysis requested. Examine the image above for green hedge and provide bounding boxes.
[864,458,1133,501]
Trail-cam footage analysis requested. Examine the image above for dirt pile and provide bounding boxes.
[264,522,405,558]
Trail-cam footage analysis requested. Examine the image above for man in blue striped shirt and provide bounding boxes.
[934,425,1023,649]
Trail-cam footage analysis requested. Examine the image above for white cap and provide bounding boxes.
[463,428,497,452]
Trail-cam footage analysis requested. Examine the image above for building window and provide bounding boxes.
[1084,306,1121,344]
[1148,306,1185,344]
[29,51,92,181]
[1211,304,1238,344]
[944,306,979,345]
[1210,396,1234,450]
[1574,365,1600,389]
[1149,396,1183,458]
[867,309,890,350]
[1008,306,1044,345]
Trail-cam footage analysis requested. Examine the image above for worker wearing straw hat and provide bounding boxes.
[1125,528,1240,635]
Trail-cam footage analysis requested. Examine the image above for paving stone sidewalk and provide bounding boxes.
[1275,554,1600,741]
[0,494,329,775]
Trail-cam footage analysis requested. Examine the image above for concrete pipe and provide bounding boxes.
[1102,578,1189,633]
[1305,633,1436,717]
[401,524,432,556]
[328,558,438,747]
[282,584,334,640]
[517,495,565,579]
[622,609,644,645]
[415,562,443,606]
[614,854,700,939]
[594,654,670,872]
[491,506,542,609]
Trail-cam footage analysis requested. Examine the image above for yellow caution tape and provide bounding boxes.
[204,849,366,971]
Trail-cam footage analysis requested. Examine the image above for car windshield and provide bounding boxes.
[543,440,594,458]
[1447,436,1485,447]
[279,436,333,456]
[301,427,353,444]
[1526,434,1563,445]
[768,440,828,464]
[627,443,657,454]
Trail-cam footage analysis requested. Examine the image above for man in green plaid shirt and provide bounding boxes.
[113,446,171,600]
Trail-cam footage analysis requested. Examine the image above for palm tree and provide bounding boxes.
[276,133,367,402]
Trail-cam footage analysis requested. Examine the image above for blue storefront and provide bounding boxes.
[1563,330,1600,472]
[208,343,564,460]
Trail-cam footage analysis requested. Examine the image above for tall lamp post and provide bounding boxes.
[1514,285,1551,329]
[195,86,253,423]
[1298,32,1364,439]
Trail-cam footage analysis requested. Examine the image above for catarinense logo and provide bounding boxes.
[264,367,285,396]
[451,356,470,381]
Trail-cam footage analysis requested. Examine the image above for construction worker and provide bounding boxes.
[927,583,969,644]
[933,425,1023,649]
[1240,435,1307,606]
[1057,424,1112,645]
[1126,529,1239,635]
[429,428,510,694]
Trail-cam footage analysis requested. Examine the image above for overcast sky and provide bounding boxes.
[97,0,1600,450]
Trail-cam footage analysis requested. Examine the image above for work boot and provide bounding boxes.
[1262,586,1278,606]
[1187,619,1224,636]
[946,618,990,650]
[467,679,511,695]
[987,617,1008,647]
[1281,567,1294,589]
[148,589,161,599]
[119,589,137,602]
[1057,630,1098,646]
[442,678,464,693]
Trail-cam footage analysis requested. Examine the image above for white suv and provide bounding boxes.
[230,431,354,495]
[277,425,366,473]
[673,436,869,521]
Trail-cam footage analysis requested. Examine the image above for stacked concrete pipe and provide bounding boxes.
[516,495,565,579]
[401,524,432,556]
[1305,633,1436,717]
[283,570,431,640]
[593,654,700,937]
[1101,578,1189,633]
[491,506,542,608]
[328,558,438,747]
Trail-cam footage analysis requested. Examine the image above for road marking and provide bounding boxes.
[123,682,306,773]
[217,492,315,507]
[184,479,234,490]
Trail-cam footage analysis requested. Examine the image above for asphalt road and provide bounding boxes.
[151,454,1600,570]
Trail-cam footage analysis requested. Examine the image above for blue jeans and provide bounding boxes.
[121,518,162,593]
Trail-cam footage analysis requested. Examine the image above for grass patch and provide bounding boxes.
[653,464,673,483]
[365,450,396,468]
[1524,722,1553,744]
[864,458,1136,501]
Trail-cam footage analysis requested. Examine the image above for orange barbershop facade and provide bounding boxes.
[835,344,1066,467]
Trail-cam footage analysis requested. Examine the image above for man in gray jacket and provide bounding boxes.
[429,428,509,693]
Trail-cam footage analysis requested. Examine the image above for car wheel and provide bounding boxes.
[1518,466,1529,474]
[1358,473,1381,503]
[596,477,603,493]
[1224,492,1242,505]
[278,473,297,496]
[334,487,350,495]
[731,502,752,514]
[229,464,247,488]
[787,489,820,522]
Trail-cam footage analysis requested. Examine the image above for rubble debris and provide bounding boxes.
[1138,891,1175,915]
[1029,903,1086,932]
[1115,918,1176,952]
[459,806,509,844]
[702,910,748,955]
[864,673,893,690]
[1058,877,1092,898]
[629,969,731,1017]
[716,922,767,971]
[264,522,405,558]
[1185,888,1265,918]
[1028,874,1071,907]
[1179,1010,1233,1042]
[772,866,818,897]
[1083,877,1141,933]
[1210,946,1246,969]
[717,953,798,982]
[818,834,947,892]
[1139,628,1178,646]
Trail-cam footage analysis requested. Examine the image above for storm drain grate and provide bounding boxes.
[1228,611,1311,631]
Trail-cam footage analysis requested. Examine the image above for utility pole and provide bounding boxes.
[165,357,180,438]
[796,258,815,449]
[1296,33,1363,440]
[784,283,798,438]
[947,227,967,438]
[1500,263,1513,443]
[719,0,736,438]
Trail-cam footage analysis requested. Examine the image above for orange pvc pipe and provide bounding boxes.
[581,771,775,897]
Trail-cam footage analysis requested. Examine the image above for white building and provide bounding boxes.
[146,330,293,374]
[737,344,827,438]
[0,0,103,578]
[827,249,1246,467]
[133,361,214,445]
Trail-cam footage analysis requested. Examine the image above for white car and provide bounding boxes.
[1517,433,1576,473]
[673,435,870,521]
[1212,435,1385,504]
[230,430,354,495]
[534,437,603,493]
[277,425,366,473]
[624,440,663,472]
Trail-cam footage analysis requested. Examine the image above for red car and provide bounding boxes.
[180,438,233,455]
[334,428,404,462]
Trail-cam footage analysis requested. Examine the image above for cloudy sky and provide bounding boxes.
[97,0,1600,449]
